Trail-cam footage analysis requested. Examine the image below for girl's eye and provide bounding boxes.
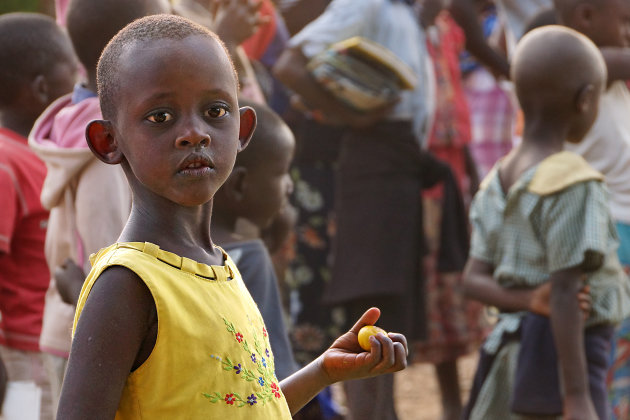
[206,106,227,118]
[147,111,172,123]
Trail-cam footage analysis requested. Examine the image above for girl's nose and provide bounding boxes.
[175,133,210,148]
[174,116,211,148]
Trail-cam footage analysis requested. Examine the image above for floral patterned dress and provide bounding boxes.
[285,118,347,366]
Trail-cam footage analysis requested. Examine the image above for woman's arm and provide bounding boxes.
[273,47,396,128]
[449,0,510,78]
[57,266,155,420]
[280,307,407,415]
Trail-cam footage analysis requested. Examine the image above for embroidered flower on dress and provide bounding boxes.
[209,316,284,407]
[270,383,281,398]
[225,394,235,405]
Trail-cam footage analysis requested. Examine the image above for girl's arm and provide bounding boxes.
[449,0,510,78]
[600,48,630,86]
[463,258,590,317]
[280,307,407,415]
[463,258,541,313]
[57,266,156,420]
[463,145,480,196]
[549,267,597,420]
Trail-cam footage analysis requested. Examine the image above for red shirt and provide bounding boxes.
[0,127,50,351]
[241,0,277,60]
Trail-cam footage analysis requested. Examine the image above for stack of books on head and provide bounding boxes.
[307,36,418,112]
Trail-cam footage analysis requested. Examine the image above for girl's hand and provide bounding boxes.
[529,281,591,319]
[211,0,270,48]
[317,307,408,385]
[55,258,86,306]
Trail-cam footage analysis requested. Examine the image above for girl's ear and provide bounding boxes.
[238,106,257,152]
[85,120,123,164]
[31,74,50,106]
[575,84,596,114]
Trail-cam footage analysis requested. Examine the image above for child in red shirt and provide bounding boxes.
[0,12,77,420]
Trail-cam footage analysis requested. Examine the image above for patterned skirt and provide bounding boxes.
[412,153,487,364]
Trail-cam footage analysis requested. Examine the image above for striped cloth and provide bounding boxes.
[464,69,515,179]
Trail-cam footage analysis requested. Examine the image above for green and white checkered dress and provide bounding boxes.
[467,152,630,419]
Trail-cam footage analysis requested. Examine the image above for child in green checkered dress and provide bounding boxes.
[462,26,630,420]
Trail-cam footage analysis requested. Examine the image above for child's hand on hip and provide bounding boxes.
[529,279,591,319]
[316,307,408,385]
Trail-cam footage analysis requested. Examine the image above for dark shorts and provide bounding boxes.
[464,314,614,420]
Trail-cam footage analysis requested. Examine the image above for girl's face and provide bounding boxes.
[110,35,247,207]
[586,0,630,48]
[241,127,295,229]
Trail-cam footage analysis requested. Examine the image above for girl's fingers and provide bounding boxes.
[368,334,383,364]
[374,333,395,369]
[387,332,408,356]
[349,307,381,335]
[392,342,408,371]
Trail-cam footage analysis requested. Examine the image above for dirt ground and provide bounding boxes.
[333,353,478,420]
[396,353,478,420]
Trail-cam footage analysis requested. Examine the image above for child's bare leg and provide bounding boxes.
[343,374,397,420]
[434,360,462,420]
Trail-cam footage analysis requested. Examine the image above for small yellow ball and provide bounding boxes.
[358,325,387,351]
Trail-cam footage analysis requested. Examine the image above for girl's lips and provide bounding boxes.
[178,166,213,177]
[178,153,214,176]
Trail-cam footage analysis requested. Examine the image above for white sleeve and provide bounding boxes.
[288,0,381,58]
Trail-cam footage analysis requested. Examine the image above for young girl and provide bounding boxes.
[57,14,408,419]
[463,26,630,420]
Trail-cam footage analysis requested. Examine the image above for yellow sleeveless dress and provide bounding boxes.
[73,242,293,419]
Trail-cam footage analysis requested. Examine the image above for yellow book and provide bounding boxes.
[330,36,418,90]
[307,36,418,112]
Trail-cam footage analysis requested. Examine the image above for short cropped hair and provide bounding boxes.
[97,14,237,120]
[66,0,163,75]
[0,13,75,107]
